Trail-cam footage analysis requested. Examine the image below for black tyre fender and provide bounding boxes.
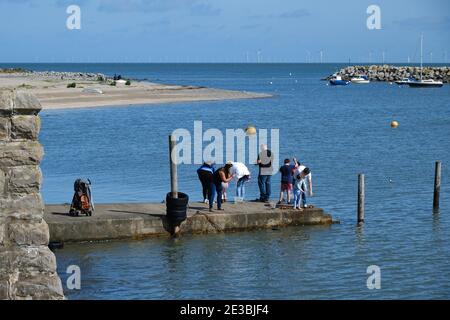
[166,192,189,223]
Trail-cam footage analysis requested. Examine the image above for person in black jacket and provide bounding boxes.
[197,162,215,204]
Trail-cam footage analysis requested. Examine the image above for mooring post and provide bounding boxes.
[358,174,365,224]
[433,161,441,213]
[169,135,178,199]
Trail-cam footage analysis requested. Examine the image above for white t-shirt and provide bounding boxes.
[230,162,251,179]
[294,165,312,193]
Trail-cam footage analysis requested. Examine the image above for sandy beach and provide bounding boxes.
[0,71,272,110]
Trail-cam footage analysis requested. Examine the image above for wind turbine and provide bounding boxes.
[256,50,262,63]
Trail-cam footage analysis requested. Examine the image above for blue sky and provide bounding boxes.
[0,0,449,63]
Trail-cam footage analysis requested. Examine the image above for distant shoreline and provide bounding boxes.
[0,69,272,110]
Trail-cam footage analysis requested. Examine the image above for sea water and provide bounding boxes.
[4,63,449,299]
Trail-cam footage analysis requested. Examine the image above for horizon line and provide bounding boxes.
[1,61,449,65]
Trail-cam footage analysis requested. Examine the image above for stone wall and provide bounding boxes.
[0,89,63,300]
[326,65,450,83]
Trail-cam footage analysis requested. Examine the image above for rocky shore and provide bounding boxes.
[325,65,450,83]
[1,69,107,82]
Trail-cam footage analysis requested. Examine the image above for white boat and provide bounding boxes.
[408,34,443,88]
[350,75,370,84]
[408,79,443,88]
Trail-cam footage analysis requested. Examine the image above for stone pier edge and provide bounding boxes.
[1,90,64,300]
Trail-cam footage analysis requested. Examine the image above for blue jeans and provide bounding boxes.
[301,191,307,207]
[236,175,249,199]
[294,189,307,208]
[294,189,306,209]
[208,183,216,209]
[209,183,223,209]
[258,175,272,201]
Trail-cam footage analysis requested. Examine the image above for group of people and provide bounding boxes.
[197,161,251,212]
[196,144,313,212]
[278,158,312,210]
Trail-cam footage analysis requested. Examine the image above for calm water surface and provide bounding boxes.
[5,63,449,299]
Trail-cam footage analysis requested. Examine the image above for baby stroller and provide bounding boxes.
[69,178,94,216]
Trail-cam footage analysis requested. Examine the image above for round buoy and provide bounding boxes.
[391,120,399,128]
[245,126,257,135]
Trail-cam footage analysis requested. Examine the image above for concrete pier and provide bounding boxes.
[44,202,334,243]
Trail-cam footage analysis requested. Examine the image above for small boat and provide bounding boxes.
[329,75,349,86]
[395,77,414,85]
[408,79,443,88]
[350,75,370,84]
[408,34,443,88]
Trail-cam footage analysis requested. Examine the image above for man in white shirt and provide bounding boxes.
[228,161,251,201]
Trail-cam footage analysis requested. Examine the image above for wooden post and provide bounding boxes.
[358,174,365,224]
[169,135,178,199]
[433,161,441,213]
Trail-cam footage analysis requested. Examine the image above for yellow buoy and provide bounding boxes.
[245,126,257,135]
[391,120,399,128]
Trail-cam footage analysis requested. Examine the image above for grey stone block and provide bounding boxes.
[14,273,63,300]
[13,91,42,115]
[8,219,49,246]
[11,115,40,140]
[0,193,44,220]
[0,141,44,167]
[6,166,42,194]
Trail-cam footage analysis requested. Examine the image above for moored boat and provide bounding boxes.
[350,75,370,84]
[408,79,443,88]
[329,75,349,86]
[408,34,443,88]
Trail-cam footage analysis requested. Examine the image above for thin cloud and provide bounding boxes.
[279,9,310,19]
[249,9,310,20]
[190,3,221,16]
[393,16,450,30]
[97,0,191,13]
